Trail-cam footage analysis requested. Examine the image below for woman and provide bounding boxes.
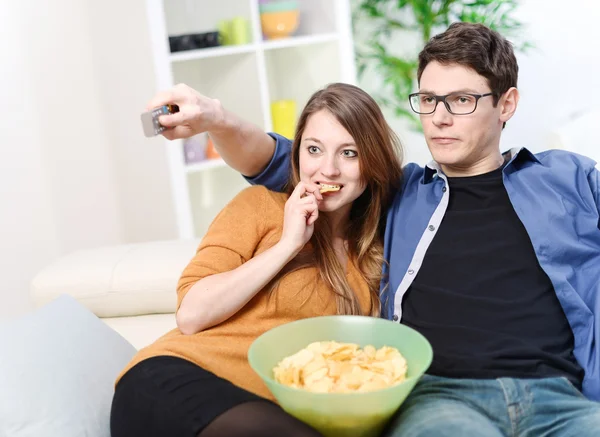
[110,83,403,437]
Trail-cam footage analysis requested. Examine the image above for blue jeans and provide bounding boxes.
[382,375,600,437]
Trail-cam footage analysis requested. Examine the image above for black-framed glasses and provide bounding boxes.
[408,92,494,115]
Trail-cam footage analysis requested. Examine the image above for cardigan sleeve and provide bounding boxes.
[176,186,270,308]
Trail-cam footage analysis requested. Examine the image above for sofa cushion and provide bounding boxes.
[0,295,136,437]
[30,239,200,318]
[102,313,177,350]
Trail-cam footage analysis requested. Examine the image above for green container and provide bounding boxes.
[259,0,298,13]
[248,315,433,437]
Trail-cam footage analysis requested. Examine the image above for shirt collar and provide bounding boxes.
[421,147,541,184]
[504,146,542,165]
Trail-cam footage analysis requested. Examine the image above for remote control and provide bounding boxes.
[141,104,180,137]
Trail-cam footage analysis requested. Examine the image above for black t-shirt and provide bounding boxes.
[402,164,584,386]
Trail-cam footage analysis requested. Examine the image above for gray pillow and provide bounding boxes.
[0,294,136,437]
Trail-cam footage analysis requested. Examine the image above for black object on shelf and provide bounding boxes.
[169,31,222,53]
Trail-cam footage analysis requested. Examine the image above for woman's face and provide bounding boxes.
[299,109,366,214]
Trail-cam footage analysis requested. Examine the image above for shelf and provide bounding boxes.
[150,0,356,239]
[185,159,227,174]
[264,40,341,105]
[261,33,339,51]
[169,33,340,63]
[170,44,257,63]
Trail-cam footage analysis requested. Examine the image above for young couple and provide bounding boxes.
[111,22,600,437]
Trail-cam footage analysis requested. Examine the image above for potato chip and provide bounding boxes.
[273,341,408,393]
[319,184,341,193]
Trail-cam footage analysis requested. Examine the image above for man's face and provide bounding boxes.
[418,61,513,175]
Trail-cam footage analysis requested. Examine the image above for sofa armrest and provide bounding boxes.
[30,239,200,318]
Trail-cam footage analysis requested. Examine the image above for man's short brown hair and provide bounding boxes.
[417,22,518,106]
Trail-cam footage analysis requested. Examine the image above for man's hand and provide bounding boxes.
[145,83,278,178]
[145,83,225,140]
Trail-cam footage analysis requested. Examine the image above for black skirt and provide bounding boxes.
[110,355,269,437]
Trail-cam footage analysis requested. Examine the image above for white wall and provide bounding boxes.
[0,0,177,321]
[502,0,600,161]
[86,0,178,243]
[25,0,123,252]
[0,2,61,321]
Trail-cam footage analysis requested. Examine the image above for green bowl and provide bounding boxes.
[248,315,432,437]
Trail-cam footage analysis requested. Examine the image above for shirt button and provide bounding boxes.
[442,186,447,192]
[392,314,399,322]
[408,269,415,275]
[428,225,436,231]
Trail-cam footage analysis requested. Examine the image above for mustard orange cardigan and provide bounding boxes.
[116,186,372,399]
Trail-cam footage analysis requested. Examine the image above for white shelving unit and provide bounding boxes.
[145,0,357,239]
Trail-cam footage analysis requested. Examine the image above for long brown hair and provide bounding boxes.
[272,83,403,317]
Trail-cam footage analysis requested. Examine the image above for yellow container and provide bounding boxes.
[230,17,250,45]
[271,100,297,139]
[217,20,231,45]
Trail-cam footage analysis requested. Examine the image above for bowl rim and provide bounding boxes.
[247,315,433,398]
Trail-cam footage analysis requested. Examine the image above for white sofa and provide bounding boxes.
[30,238,200,350]
[0,239,201,437]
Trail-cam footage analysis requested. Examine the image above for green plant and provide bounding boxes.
[352,0,532,129]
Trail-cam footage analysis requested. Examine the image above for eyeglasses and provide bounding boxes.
[408,92,494,115]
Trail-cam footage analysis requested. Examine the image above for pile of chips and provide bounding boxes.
[273,341,408,393]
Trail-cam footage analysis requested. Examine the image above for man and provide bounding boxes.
[149,22,600,436]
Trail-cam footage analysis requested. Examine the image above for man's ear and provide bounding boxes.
[500,87,519,124]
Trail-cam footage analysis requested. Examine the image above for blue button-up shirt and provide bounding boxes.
[248,133,600,401]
